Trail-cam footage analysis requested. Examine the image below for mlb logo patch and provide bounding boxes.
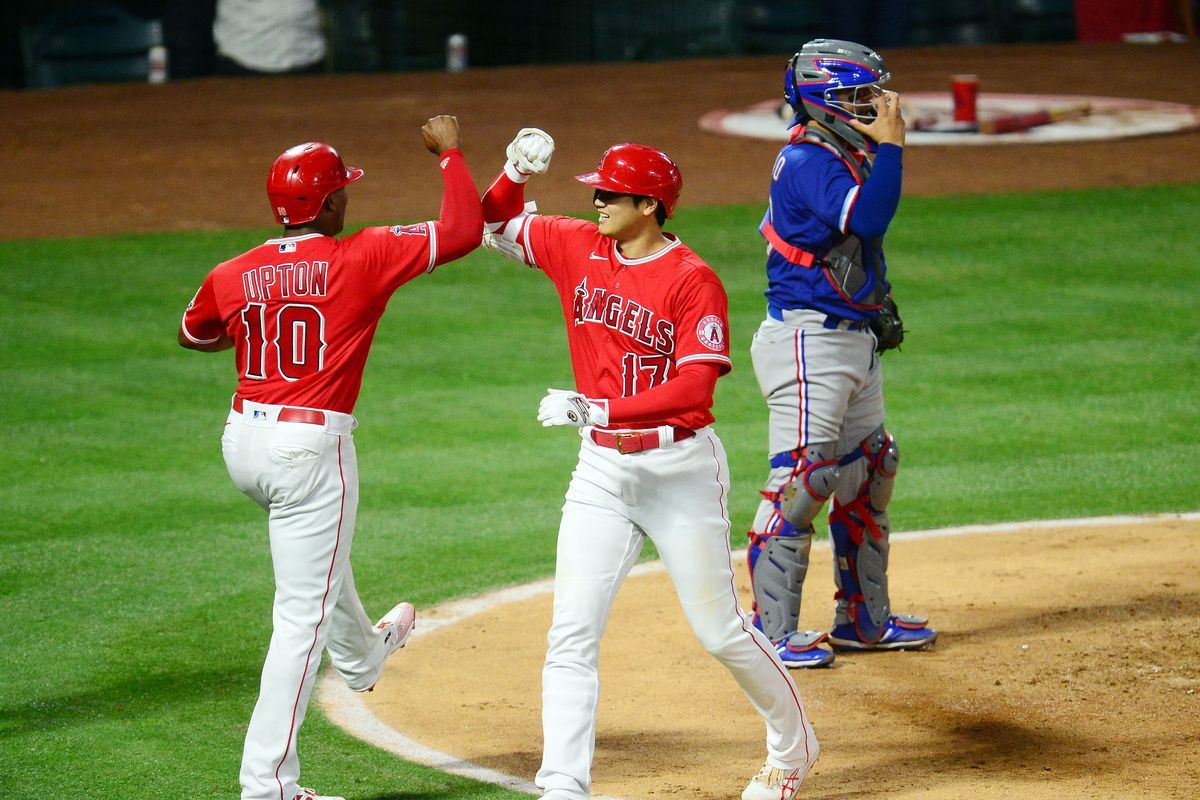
[253,410,267,419]
[279,242,297,253]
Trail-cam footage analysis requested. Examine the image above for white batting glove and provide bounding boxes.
[506,128,554,176]
[482,230,526,263]
[537,389,609,428]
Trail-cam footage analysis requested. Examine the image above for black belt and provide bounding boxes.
[768,305,869,331]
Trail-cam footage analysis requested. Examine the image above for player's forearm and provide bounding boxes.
[848,143,903,238]
[178,328,233,352]
[482,164,529,226]
[433,148,484,262]
[603,363,720,425]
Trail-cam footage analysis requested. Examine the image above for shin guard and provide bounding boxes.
[747,441,839,642]
[747,520,812,642]
[829,426,898,644]
[777,442,840,529]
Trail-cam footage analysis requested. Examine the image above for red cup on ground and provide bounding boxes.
[951,74,979,126]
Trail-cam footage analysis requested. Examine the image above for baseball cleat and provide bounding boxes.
[350,601,416,692]
[741,757,816,800]
[293,788,346,800]
[827,613,937,652]
[773,630,835,668]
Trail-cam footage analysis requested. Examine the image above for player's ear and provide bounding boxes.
[638,197,667,226]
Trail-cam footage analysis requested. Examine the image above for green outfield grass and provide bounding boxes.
[1,183,1197,799]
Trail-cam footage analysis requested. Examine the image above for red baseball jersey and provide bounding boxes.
[181,223,443,414]
[513,214,732,430]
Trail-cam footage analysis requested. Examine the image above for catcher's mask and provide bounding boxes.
[575,143,682,218]
[267,142,364,226]
[785,39,890,151]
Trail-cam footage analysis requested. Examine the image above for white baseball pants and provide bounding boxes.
[536,428,818,800]
[221,400,392,800]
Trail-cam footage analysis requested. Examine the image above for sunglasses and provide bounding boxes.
[593,189,632,205]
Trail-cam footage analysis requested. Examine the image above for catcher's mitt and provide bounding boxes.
[869,295,905,353]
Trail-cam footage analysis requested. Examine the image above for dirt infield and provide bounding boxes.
[8,39,1198,799]
[349,519,1200,800]
[2,42,1198,241]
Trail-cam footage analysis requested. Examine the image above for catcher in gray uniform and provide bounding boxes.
[745,39,938,668]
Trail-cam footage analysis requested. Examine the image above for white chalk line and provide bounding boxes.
[319,511,1200,796]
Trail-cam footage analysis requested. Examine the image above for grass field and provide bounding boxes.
[1,183,1198,799]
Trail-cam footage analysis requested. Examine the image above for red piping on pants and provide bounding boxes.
[272,437,346,799]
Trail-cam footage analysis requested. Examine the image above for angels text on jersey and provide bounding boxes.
[571,277,675,355]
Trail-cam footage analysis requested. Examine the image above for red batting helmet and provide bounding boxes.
[575,143,683,218]
[266,142,364,226]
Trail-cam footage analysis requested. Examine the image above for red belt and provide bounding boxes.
[590,427,695,454]
[232,396,326,426]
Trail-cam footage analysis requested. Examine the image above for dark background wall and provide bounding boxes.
[5,0,1196,89]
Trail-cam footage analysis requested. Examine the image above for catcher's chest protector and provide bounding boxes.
[802,128,886,311]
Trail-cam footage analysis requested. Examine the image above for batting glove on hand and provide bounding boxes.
[537,389,609,428]
[507,128,554,176]
[482,230,526,263]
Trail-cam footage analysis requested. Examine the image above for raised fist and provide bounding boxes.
[422,115,461,155]
[507,128,555,175]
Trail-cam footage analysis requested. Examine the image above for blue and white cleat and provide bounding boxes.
[773,630,836,668]
[828,613,937,652]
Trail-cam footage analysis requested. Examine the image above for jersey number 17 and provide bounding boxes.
[621,353,670,396]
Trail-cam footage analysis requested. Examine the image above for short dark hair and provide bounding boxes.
[634,195,668,226]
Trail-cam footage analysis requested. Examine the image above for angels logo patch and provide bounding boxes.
[696,315,726,351]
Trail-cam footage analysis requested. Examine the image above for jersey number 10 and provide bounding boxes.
[240,302,327,381]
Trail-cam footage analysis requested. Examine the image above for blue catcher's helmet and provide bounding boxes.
[785,39,890,151]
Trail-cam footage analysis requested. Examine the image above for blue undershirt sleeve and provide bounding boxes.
[848,143,903,239]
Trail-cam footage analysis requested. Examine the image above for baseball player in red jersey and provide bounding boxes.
[178,116,481,800]
[481,129,819,800]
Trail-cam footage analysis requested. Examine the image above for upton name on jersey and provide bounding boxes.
[240,260,330,302]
